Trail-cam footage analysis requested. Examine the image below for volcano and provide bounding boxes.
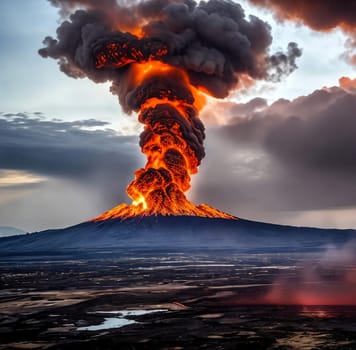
[1,216,355,254]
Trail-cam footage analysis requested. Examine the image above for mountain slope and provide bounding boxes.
[0,216,355,253]
[0,226,26,238]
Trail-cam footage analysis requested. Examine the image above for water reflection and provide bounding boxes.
[77,309,168,331]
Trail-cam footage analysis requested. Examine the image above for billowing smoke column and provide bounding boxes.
[40,0,301,219]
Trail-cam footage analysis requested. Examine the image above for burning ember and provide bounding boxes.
[39,0,301,220]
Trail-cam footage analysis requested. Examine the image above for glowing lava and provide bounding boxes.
[91,38,235,221]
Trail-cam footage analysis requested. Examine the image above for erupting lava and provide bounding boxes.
[39,0,301,221]
[92,39,234,220]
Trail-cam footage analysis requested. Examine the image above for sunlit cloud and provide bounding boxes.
[0,170,47,187]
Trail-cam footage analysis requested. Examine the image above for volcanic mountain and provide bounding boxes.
[1,215,356,254]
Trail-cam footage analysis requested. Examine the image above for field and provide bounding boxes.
[1,249,356,349]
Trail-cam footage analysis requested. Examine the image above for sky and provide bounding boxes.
[0,0,356,231]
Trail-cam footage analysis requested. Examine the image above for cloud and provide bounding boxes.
[191,82,356,225]
[248,0,356,65]
[0,112,140,180]
[339,76,356,94]
[0,113,142,230]
[248,0,356,30]
[0,170,46,187]
[2,83,356,230]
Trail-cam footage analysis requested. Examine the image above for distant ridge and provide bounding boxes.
[0,216,355,254]
[0,226,26,238]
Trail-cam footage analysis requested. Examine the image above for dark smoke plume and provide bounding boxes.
[40,0,301,101]
[248,0,356,64]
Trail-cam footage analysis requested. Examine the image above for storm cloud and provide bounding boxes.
[0,113,141,224]
[1,82,356,230]
[192,81,356,225]
[0,113,139,179]
[248,0,356,65]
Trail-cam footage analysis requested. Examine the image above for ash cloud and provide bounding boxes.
[248,0,356,65]
[40,0,301,101]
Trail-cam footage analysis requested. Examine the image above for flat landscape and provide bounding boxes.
[1,249,356,350]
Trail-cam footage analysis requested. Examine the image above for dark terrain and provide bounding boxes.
[1,217,356,349]
[1,216,356,252]
[1,248,356,349]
